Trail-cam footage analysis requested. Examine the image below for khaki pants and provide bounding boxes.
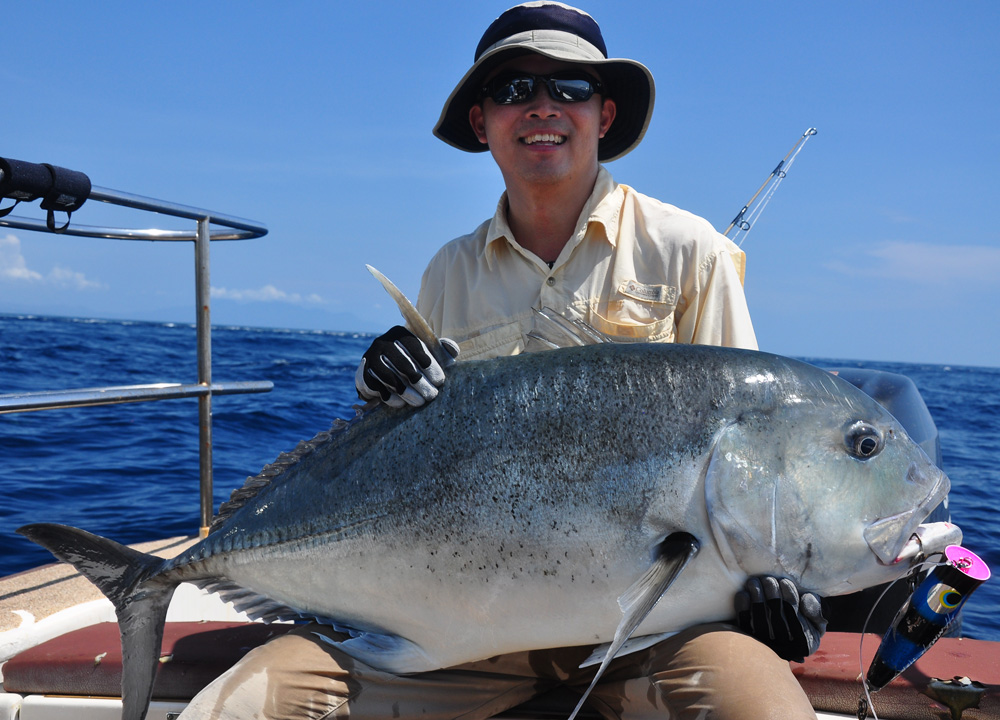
[178,623,815,720]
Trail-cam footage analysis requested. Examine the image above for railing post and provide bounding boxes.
[195,216,213,538]
[0,169,270,538]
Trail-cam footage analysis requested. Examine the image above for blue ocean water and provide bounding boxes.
[1,314,998,641]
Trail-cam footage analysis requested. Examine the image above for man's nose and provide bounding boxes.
[524,87,561,117]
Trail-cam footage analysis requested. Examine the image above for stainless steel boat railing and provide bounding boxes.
[0,157,272,536]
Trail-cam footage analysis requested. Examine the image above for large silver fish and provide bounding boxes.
[19,326,950,720]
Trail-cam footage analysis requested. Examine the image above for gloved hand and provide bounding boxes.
[734,576,827,662]
[355,326,459,409]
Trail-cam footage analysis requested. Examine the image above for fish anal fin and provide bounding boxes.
[578,632,677,669]
[312,628,438,675]
[568,532,700,720]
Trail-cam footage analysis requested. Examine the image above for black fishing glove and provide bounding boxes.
[355,326,459,408]
[735,576,827,662]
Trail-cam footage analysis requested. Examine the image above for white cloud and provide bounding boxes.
[826,241,1000,283]
[48,266,106,290]
[0,234,105,289]
[1,234,43,281]
[211,284,325,305]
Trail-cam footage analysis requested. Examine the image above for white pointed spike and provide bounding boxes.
[366,265,453,369]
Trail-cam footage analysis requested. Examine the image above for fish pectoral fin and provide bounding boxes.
[568,532,700,720]
[312,628,437,675]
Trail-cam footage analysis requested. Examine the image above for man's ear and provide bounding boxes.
[599,97,617,139]
[469,104,489,145]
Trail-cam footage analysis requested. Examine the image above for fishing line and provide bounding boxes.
[856,554,946,720]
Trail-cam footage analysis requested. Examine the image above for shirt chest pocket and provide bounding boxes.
[585,280,678,343]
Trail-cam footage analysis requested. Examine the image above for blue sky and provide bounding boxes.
[1,1,997,367]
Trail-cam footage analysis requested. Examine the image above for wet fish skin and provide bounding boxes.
[18,342,949,720]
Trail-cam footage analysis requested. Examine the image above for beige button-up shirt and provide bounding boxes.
[417,167,757,361]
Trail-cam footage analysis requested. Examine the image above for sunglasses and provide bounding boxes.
[480,72,604,105]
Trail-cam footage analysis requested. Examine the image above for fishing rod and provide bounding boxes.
[724,127,817,247]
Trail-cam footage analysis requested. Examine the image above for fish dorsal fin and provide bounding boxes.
[210,412,370,533]
[366,265,455,370]
[525,307,613,351]
[568,533,700,720]
[211,266,437,533]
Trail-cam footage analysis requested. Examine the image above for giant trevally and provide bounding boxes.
[19,295,951,720]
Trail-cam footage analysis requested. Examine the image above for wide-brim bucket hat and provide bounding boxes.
[433,2,655,162]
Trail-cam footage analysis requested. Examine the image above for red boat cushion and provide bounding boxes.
[1,621,295,699]
[3,625,998,719]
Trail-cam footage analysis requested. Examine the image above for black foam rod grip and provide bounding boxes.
[40,164,92,213]
[0,157,55,201]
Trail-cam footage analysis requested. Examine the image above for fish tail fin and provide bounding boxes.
[366,264,455,369]
[18,523,177,720]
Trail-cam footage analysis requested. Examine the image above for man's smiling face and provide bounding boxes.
[469,55,616,191]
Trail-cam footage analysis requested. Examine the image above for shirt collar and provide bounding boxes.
[483,166,623,270]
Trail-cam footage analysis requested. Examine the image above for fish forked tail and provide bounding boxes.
[17,523,177,720]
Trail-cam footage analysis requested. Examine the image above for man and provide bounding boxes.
[356,2,754,407]
[181,4,824,718]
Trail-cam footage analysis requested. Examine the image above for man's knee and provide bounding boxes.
[180,626,356,720]
[643,624,815,720]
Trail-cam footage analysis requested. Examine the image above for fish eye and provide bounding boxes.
[845,422,884,459]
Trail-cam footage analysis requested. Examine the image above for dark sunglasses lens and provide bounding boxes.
[492,77,535,104]
[486,74,599,104]
[549,77,596,102]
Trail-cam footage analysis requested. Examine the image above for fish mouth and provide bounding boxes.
[888,521,964,565]
[863,464,950,565]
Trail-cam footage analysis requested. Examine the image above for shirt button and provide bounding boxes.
[546,277,556,286]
